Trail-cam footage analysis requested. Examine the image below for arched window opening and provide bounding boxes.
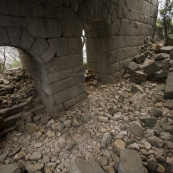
[0,47,22,74]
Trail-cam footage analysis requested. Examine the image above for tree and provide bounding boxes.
[158,0,173,38]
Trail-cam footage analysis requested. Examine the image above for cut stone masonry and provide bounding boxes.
[0,0,159,115]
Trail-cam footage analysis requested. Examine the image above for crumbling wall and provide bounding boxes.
[0,0,158,115]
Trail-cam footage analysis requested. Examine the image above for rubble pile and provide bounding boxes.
[0,68,42,138]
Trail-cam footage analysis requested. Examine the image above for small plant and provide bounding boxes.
[83,62,87,70]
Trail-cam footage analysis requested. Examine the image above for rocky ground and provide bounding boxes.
[0,41,173,173]
[0,78,173,173]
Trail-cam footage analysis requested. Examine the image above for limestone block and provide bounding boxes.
[64,98,76,110]
[47,69,73,84]
[61,7,74,37]
[165,72,173,99]
[26,18,62,38]
[120,19,130,36]
[44,58,61,74]
[53,84,85,105]
[118,47,137,61]
[0,15,12,27]
[109,37,119,50]
[70,0,79,12]
[51,104,64,116]
[108,19,121,36]
[68,158,105,173]
[78,3,89,21]
[109,50,119,64]
[53,38,70,56]
[73,66,84,73]
[30,39,49,57]
[25,2,44,17]
[109,62,120,74]
[45,6,61,19]
[0,164,21,173]
[119,58,132,69]
[143,1,151,16]
[74,72,85,85]
[118,149,144,173]
[87,50,93,63]
[0,28,9,46]
[150,5,158,18]
[69,38,82,54]
[131,0,143,13]
[129,21,142,36]
[76,93,86,103]
[40,47,56,63]
[60,54,83,70]
[74,13,83,37]
[152,0,159,6]
[7,27,21,46]
[51,77,75,95]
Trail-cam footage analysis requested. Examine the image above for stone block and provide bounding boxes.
[74,13,83,37]
[142,1,151,16]
[163,100,173,109]
[126,62,140,73]
[161,46,173,53]
[20,30,34,51]
[60,54,83,70]
[73,66,84,73]
[0,28,9,46]
[44,57,61,74]
[76,93,86,103]
[74,72,85,85]
[53,84,85,105]
[165,72,173,99]
[0,164,21,173]
[47,69,72,84]
[70,0,79,12]
[7,27,21,47]
[64,98,76,110]
[45,6,61,19]
[118,149,144,173]
[40,47,56,64]
[144,62,160,75]
[135,53,146,64]
[135,71,147,82]
[109,62,120,74]
[68,158,105,173]
[109,50,119,64]
[26,18,62,38]
[51,104,64,116]
[51,77,75,95]
[61,7,74,37]
[30,39,49,57]
[120,19,129,35]
[154,70,169,80]
[119,47,137,61]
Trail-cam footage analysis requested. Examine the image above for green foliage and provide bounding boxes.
[83,62,87,70]
[11,61,21,68]
[158,0,173,38]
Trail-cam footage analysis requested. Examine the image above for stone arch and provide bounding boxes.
[0,0,159,115]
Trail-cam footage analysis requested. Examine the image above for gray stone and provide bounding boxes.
[135,54,146,64]
[165,72,173,99]
[68,158,105,173]
[147,136,165,148]
[23,123,39,134]
[131,85,144,93]
[113,139,126,156]
[144,62,160,75]
[0,164,21,173]
[149,108,162,117]
[155,53,170,61]
[126,62,140,73]
[163,100,173,109]
[98,116,109,123]
[81,113,91,123]
[25,162,44,173]
[166,34,173,46]
[118,149,144,173]
[135,71,147,82]
[63,120,72,128]
[160,46,173,53]
[147,158,158,171]
[129,121,144,137]
[142,117,156,127]
[101,133,112,147]
[155,84,165,91]
[154,70,169,80]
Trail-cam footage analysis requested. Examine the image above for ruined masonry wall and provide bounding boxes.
[0,0,158,115]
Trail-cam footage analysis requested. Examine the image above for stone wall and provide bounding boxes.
[0,0,158,115]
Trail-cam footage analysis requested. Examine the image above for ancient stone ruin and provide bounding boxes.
[0,0,158,114]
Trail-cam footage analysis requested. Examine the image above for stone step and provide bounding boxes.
[0,113,21,131]
[0,102,29,119]
[0,125,18,138]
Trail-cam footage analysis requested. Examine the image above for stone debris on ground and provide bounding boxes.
[0,42,173,173]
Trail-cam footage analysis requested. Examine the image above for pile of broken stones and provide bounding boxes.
[0,44,173,173]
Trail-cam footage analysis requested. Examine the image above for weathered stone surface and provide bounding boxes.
[131,85,143,93]
[135,71,147,82]
[165,72,173,99]
[101,133,112,147]
[149,108,162,117]
[113,139,126,156]
[0,164,21,173]
[147,136,165,148]
[144,62,160,75]
[68,158,105,173]
[25,162,44,173]
[129,121,144,137]
[126,62,140,73]
[160,46,173,53]
[155,53,170,61]
[118,149,144,173]
[163,100,173,109]
[135,54,146,64]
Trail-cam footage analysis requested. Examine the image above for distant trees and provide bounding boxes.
[156,0,173,38]
[0,47,21,74]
